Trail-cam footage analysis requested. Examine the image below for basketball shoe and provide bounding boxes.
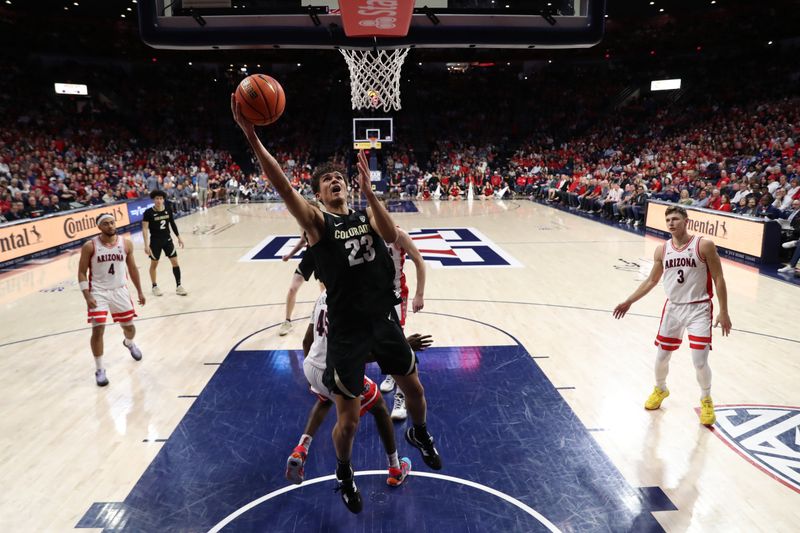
[387,457,412,487]
[176,285,188,296]
[391,391,407,421]
[334,467,362,514]
[95,369,109,387]
[379,375,395,393]
[405,427,442,470]
[152,285,164,296]
[285,446,307,485]
[700,396,716,426]
[123,340,142,361]
[644,386,670,410]
[278,320,292,336]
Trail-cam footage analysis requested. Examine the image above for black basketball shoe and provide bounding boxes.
[334,469,363,514]
[405,427,442,470]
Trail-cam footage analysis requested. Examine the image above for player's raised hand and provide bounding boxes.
[230,94,255,135]
[356,150,372,195]
[407,334,433,352]
[613,300,632,319]
[714,310,732,336]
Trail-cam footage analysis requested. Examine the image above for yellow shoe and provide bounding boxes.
[700,396,716,426]
[644,387,670,410]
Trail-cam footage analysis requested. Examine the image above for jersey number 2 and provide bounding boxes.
[345,235,376,266]
[159,220,167,230]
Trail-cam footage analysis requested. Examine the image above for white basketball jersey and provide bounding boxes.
[306,291,328,370]
[90,236,128,291]
[661,235,712,304]
[388,240,407,294]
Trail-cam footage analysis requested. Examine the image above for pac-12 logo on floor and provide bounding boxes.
[710,404,800,493]
[240,227,521,268]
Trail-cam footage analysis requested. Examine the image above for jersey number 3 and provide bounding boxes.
[345,235,376,266]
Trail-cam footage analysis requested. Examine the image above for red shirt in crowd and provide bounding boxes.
[491,174,503,187]
[708,196,722,210]
[717,203,732,212]
[483,185,494,196]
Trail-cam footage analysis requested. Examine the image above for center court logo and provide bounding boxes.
[710,404,800,493]
[240,227,521,268]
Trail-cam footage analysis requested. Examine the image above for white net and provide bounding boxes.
[339,48,410,112]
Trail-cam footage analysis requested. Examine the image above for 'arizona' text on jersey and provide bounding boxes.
[661,235,712,304]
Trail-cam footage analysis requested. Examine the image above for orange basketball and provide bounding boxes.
[235,74,286,126]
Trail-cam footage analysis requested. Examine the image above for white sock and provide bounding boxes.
[692,347,712,399]
[94,356,104,370]
[298,434,312,450]
[388,451,400,469]
[654,348,673,390]
[123,338,133,347]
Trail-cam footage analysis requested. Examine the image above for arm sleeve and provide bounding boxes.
[169,209,179,236]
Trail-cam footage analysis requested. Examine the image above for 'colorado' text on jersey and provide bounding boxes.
[661,235,712,304]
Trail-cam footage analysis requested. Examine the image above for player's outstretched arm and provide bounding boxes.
[396,228,426,312]
[358,150,398,244]
[701,238,732,336]
[77,240,97,309]
[613,244,664,319]
[125,239,146,305]
[282,234,308,261]
[230,94,321,241]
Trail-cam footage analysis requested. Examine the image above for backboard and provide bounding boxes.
[138,0,605,50]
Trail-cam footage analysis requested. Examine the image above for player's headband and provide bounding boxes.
[96,213,114,224]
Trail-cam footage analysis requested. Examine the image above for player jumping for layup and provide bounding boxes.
[232,95,441,514]
[613,205,732,426]
[78,213,146,386]
[285,289,433,487]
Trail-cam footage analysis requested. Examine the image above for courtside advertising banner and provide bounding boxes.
[646,201,765,258]
[339,0,415,37]
[0,204,130,265]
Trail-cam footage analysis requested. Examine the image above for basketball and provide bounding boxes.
[234,74,286,126]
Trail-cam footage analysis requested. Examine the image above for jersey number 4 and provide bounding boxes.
[315,309,328,337]
[344,235,376,267]
[108,264,115,275]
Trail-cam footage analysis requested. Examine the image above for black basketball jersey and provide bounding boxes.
[310,209,398,326]
[143,207,177,241]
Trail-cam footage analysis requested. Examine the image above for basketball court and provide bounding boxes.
[1,0,798,531]
[1,199,798,532]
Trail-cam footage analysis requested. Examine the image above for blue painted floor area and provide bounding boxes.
[77,345,674,532]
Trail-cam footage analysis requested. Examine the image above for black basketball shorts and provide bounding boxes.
[294,252,316,281]
[149,238,177,260]
[322,308,418,398]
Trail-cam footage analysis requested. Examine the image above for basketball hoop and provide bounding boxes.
[339,48,410,111]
